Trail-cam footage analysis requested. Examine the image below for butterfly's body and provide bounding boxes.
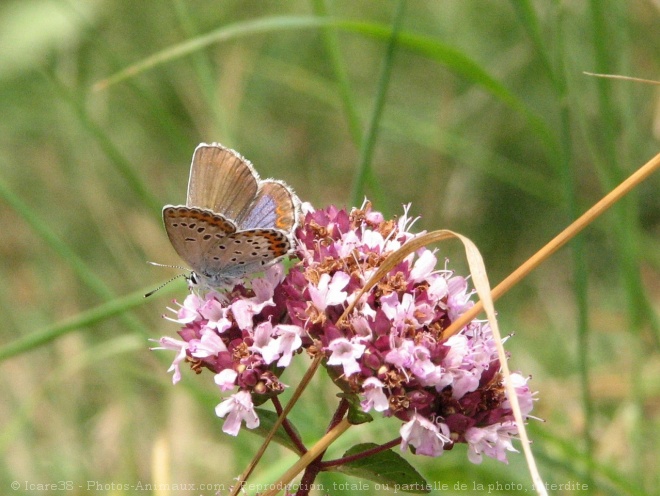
[163,143,298,289]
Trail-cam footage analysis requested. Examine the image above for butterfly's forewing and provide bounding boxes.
[187,144,259,220]
[236,181,298,231]
[163,206,237,272]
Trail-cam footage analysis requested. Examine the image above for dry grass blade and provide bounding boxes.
[583,72,660,85]
[450,232,546,496]
[338,229,547,494]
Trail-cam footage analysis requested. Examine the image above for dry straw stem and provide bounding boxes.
[228,354,324,496]
[261,418,352,496]
[583,72,660,85]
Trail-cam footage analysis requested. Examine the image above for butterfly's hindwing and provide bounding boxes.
[237,181,297,231]
[199,229,291,281]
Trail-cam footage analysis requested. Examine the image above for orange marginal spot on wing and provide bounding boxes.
[274,203,293,230]
[167,207,237,233]
[254,229,290,256]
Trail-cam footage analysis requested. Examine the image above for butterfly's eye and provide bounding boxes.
[188,272,200,287]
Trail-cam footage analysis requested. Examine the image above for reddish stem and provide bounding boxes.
[271,396,307,455]
[296,451,325,496]
[326,398,350,432]
[320,437,401,469]
[295,399,351,495]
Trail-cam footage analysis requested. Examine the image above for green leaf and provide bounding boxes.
[335,443,429,493]
[337,392,373,425]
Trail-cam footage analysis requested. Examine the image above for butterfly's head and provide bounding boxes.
[186,271,206,291]
[186,270,236,292]
[144,261,192,297]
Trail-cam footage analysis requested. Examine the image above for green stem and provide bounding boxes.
[349,0,406,206]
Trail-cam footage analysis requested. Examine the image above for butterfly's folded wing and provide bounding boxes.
[187,143,259,219]
[168,142,298,288]
[162,206,237,271]
[199,229,292,281]
[237,181,298,231]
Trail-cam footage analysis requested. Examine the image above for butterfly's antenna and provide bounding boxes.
[144,261,191,298]
[147,261,189,271]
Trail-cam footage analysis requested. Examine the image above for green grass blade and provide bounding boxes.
[94,15,557,161]
[349,0,406,205]
[57,0,193,155]
[93,16,332,91]
[590,5,652,492]
[311,0,388,209]
[510,0,558,89]
[0,173,109,298]
[172,0,231,142]
[311,0,362,146]
[0,285,164,362]
[355,24,558,160]
[46,72,162,212]
[0,172,150,340]
[514,1,596,485]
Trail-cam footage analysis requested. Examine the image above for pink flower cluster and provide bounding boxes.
[154,202,535,463]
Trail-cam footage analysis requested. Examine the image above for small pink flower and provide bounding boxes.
[361,200,384,224]
[272,324,304,367]
[257,263,286,294]
[384,338,415,371]
[439,334,480,398]
[327,338,366,377]
[427,275,449,301]
[189,327,228,358]
[381,292,416,332]
[249,321,279,364]
[199,296,231,333]
[417,365,450,389]
[214,369,238,391]
[336,230,361,258]
[167,294,203,324]
[503,373,535,416]
[230,265,281,330]
[410,345,436,380]
[150,337,189,384]
[215,390,260,436]
[361,229,386,252]
[446,276,474,322]
[361,377,389,412]
[465,422,518,464]
[309,272,350,311]
[400,414,451,457]
[350,315,373,341]
[409,249,438,282]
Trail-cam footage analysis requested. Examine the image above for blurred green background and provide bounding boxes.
[1,1,658,495]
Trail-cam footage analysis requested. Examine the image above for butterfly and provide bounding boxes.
[162,143,299,289]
